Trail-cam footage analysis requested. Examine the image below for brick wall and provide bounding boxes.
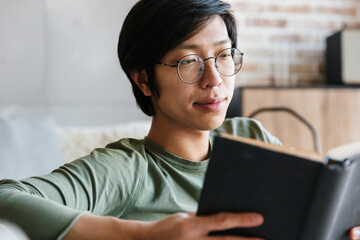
[228,0,360,87]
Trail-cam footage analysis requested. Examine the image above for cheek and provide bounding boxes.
[160,85,193,105]
[155,70,193,100]
[154,69,181,94]
[228,78,235,92]
[226,75,236,85]
[225,76,235,92]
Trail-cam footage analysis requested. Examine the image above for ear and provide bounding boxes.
[130,70,152,97]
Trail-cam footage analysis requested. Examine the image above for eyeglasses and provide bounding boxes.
[156,48,244,84]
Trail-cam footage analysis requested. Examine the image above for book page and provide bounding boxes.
[327,141,360,161]
[221,134,324,162]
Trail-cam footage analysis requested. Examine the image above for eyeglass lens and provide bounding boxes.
[177,48,242,83]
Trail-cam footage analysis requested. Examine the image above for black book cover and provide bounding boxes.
[197,136,360,240]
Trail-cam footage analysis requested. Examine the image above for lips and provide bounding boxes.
[194,97,226,111]
[195,97,225,105]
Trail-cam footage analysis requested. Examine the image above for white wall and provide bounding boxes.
[0,0,150,126]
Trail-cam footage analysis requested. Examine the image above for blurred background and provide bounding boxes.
[1,0,360,157]
[0,0,144,126]
[232,0,360,86]
[1,0,360,126]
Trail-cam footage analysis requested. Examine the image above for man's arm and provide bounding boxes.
[0,180,85,239]
[66,213,360,240]
[64,212,265,240]
[0,153,132,239]
[0,179,265,240]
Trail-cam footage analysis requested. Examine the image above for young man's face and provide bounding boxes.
[152,15,235,131]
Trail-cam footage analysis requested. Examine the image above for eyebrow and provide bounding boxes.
[176,38,231,50]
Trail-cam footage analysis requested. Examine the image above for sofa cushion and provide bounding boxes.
[58,121,151,163]
[0,115,63,180]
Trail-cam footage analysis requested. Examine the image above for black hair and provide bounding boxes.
[118,0,237,116]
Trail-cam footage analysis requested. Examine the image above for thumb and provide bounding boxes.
[350,226,360,239]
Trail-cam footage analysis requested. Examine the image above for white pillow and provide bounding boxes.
[0,115,63,180]
[58,121,151,163]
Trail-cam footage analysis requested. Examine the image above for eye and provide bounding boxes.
[180,57,197,66]
[218,49,233,59]
[219,53,232,58]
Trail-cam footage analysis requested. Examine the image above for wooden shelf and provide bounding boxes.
[232,87,360,154]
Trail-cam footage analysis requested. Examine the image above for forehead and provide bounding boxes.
[175,15,231,50]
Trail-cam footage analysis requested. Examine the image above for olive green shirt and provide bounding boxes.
[0,117,281,239]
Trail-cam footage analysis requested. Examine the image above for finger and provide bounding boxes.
[349,227,360,240]
[204,235,265,240]
[199,212,264,231]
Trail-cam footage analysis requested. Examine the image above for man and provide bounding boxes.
[1,0,359,239]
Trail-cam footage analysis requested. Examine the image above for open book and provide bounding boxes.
[197,134,360,240]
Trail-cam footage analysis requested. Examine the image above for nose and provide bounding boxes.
[199,57,223,89]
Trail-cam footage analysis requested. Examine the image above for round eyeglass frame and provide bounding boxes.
[156,47,244,84]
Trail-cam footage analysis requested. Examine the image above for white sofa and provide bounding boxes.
[0,116,150,179]
[58,121,151,163]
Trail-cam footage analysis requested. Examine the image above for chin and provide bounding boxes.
[196,114,226,131]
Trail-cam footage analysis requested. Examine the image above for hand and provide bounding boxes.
[350,226,360,239]
[65,212,264,240]
[141,212,264,240]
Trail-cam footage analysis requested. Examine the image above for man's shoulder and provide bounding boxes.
[94,137,148,163]
[70,138,149,174]
[105,137,147,153]
[212,117,281,145]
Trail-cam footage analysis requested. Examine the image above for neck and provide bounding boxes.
[147,119,211,162]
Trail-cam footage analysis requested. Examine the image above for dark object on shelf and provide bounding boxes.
[326,29,360,85]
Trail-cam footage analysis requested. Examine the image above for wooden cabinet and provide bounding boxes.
[229,87,360,154]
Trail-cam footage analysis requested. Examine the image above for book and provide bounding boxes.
[197,134,360,240]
